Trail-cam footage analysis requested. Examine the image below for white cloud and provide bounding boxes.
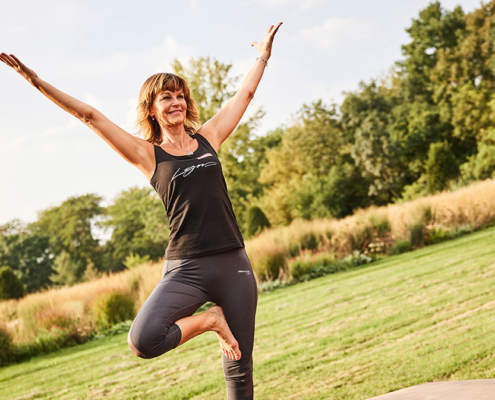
[298,17,377,51]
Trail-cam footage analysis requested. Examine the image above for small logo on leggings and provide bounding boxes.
[238,270,251,274]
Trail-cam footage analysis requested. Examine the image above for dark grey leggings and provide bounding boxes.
[128,247,258,399]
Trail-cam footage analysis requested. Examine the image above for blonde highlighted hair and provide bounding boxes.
[137,73,201,143]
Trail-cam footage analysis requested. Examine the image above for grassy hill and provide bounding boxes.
[2,225,495,400]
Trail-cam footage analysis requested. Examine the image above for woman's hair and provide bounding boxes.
[137,73,201,143]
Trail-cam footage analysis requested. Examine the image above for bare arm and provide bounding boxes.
[0,53,153,177]
[198,23,282,152]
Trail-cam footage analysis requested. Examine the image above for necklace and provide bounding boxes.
[161,135,193,155]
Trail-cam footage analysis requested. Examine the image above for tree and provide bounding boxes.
[341,81,405,203]
[29,194,104,283]
[392,2,467,183]
[100,187,169,272]
[260,101,364,224]
[244,206,270,238]
[0,220,54,293]
[426,142,460,193]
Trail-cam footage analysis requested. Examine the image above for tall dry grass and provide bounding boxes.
[246,178,495,280]
[1,178,494,352]
[0,260,164,347]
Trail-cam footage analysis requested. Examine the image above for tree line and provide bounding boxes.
[2,1,495,298]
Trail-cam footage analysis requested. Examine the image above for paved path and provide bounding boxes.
[368,379,495,399]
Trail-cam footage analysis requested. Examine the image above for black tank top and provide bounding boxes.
[149,132,245,259]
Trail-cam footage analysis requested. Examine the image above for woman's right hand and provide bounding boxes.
[0,53,38,85]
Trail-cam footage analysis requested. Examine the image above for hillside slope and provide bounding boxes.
[2,226,495,400]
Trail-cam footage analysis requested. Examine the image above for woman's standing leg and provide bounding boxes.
[209,248,259,400]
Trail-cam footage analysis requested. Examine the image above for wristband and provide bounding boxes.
[256,56,268,67]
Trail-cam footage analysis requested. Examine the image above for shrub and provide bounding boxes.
[343,250,372,267]
[289,251,335,280]
[244,206,271,238]
[425,225,452,245]
[0,324,15,367]
[92,291,135,330]
[0,266,25,300]
[391,240,412,254]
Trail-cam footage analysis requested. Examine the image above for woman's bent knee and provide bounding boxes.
[127,334,152,359]
[127,323,182,359]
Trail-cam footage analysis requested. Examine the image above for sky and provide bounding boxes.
[0,0,483,228]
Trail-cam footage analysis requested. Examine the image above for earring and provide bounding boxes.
[151,116,155,121]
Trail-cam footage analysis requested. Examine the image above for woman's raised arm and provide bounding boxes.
[198,23,282,152]
[0,53,153,177]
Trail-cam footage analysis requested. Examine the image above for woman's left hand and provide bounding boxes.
[251,22,283,60]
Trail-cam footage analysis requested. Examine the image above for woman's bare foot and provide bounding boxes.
[206,305,241,361]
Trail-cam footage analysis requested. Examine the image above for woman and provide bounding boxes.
[1,22,282,399]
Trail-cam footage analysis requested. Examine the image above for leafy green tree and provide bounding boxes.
[393,2,466,181]
[0,266,25,300]
[0,219,53,293]
[398,1,466,102]
[460,128,495,181]
[49,250,81,286]
[289,164,369,220]
[341,81,405,203]
[434,2,495,161]
[29,194,104,283]
[244,206,271,238]
[260,101,363,224]
[100,187,169,272]
[426,142,460,193]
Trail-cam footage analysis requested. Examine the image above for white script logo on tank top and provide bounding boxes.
[171,161,217,181]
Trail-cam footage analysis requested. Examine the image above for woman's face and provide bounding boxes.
[150,89,187,128]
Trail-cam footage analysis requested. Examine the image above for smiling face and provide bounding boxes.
[150,89,187,128]
[137,73,201,144]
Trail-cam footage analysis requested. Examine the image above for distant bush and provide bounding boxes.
[343,250,373,267]
[425,223,475,245]
[289,251,337,281]
[92,291,135,330]
[0,266,25,300]
[244,206,271,238]
[392,240,412,254]
[0,324,15,367]
[288,250,369,282]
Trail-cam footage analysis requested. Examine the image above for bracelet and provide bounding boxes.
[256,56,268,67]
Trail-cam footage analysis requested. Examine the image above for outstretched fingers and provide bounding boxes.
[272,22,282,36]
[0,53,15,68]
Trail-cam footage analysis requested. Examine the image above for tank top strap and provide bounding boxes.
[195,132,217,156]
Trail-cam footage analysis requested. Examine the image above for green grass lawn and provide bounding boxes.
[2,226,495,400]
